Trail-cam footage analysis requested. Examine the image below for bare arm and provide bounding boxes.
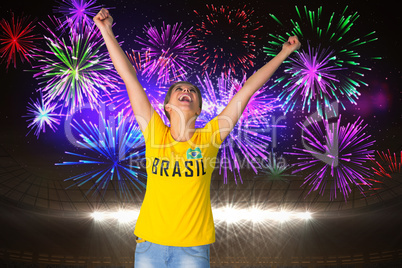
[218,36,301,141]
[93,8,153,131]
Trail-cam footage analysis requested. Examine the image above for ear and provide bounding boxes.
[165,103,172,112]
[195,107,202,117]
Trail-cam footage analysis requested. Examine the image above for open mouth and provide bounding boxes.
[178,94,192,102]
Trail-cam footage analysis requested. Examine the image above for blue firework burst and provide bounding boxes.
[23,94,62,138]
[56,113,146,197]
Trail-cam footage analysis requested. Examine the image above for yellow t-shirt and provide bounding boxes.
[134,111,223,247]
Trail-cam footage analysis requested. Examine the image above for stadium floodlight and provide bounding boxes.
[90,208,313,224]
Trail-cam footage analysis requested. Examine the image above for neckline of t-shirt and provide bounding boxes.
[168,128,199,143]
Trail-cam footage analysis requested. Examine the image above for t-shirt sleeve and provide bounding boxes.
[141,110,167,144]
[203,116,223,147]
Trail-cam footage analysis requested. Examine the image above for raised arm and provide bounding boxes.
[217,36,301,141]
[93,8,153,131]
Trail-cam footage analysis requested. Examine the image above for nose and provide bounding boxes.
[183,87,190,93]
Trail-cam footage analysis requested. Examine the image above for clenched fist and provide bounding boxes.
[93,8,113,31]
[282,36,301,55]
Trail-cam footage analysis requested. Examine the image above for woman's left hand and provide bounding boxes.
[282,35,301,55]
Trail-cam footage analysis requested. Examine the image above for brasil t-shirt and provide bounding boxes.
[134,110,223,246]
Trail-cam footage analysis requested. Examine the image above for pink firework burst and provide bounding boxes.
[135,22,197,85]
[288,115,375,201]
[191,4,262,77]
[120,49,167,121]
[197,71,279,184]
[0,12,40,70]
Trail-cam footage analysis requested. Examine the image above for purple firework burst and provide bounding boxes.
[197,72,279,184]
[288,115,375,201]
[53,0,103,30]
[106,49,167,122]
[104,85,167,125]
[135,22,197,85]
[191,4,262,77]
[276,43,347,116]
[228,72,280,125]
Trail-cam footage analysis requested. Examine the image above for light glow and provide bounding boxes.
[91,211,105,221]
[112,210,139,223]
[90,208,313,224]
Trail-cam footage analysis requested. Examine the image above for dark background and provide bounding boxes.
[0,0,401,267]
[0,0,400,177]
[0,0,400,174]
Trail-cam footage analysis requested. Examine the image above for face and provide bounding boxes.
[165,83,202,118]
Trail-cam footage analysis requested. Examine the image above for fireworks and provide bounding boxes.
[0,12,40,70]
[106,50,168,122]
[126,49,151,75]
[23,94,61,138]
[369,150,401,179]
[135,22,197,85]
[361,150,402,197]
[192,4,262,77]
[197,72,278,184]
[32,18,119,115]
[287,115,375,201]
[265,6,380,116]
[56,113,146,197]
[104,85,167,125]
[226,72,280,125]
[53,0,102,30]
[256,150,293,182]
[197,71,278,126]
[105,87,133,120]
[275,43,346,116]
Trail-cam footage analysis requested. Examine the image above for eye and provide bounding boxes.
[175,87,183,91]
[190,89,196,92]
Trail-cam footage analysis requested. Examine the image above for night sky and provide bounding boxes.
[0,0,401,196]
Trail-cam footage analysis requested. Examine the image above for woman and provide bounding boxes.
[93,8,300,268]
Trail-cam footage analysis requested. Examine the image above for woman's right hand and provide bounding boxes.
[93,8,113,31]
